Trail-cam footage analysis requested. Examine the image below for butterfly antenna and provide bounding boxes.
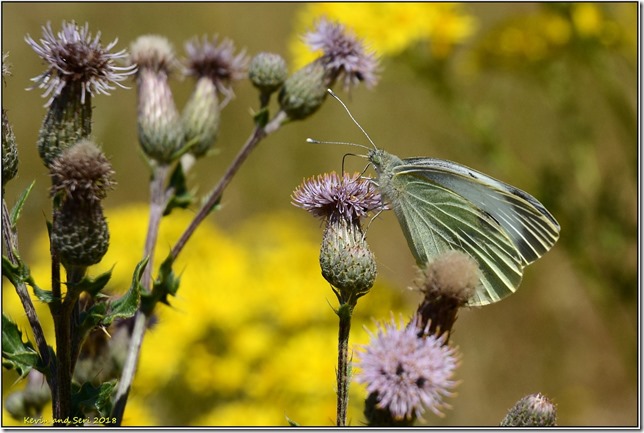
[306,138,370,151]
[327,89,378,150]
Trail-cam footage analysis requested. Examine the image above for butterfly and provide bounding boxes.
[318,90,561,306]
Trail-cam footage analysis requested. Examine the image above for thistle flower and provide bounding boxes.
[500,393,557,426]
[130,35,184,164]
[293,172,382,303]
[304,18,379,91]
[356,314,460,424]
[25,21,136,107]
[279,19,379,120]
[292,171,382,222]
[26,21,134,168]
[184,35,248,103]
[415,251,480,340]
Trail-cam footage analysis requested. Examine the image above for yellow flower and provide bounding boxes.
[571,3,603,37]
[3,203,407,426]
[290,3,477,68]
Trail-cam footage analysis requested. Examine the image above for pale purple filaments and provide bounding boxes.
[25,21,136,107]
[184,35,249,101]
[356,315,460,420]
[292,172,383,222]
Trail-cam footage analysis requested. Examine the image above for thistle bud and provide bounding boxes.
[500,393,557,426]
[2,109,18,187]
[278,60,328,121]
[320,214,376,303]
[249,52,287,96]
[130,35,184,164]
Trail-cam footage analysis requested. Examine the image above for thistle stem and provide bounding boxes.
[112,163,170,425]
[1,199,53,384]
[336,302,353,427]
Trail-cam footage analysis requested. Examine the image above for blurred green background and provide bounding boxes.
[1,2,637,427]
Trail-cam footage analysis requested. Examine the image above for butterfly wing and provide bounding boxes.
[383,168,525,306]
[399,158,561,265]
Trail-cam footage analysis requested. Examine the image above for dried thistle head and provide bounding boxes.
[49,139,115,203]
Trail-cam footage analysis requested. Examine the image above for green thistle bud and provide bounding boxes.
[52,201,109,268]
[500,393,557,427]
[320,215,376,303]
[182,77,220,158]
[2,109,18,187]
[278,60,328,121]
[249,52,287,96]
[130,35,184,164]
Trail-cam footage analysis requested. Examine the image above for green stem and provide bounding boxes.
[336,302,353,427]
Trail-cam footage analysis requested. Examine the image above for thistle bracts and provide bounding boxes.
[49,139,114,269]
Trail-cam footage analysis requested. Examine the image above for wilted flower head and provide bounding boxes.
[184,35,248,102]
[304,18,379,91]
[292,172,382,222]
[356,314,460,421]
[49,139,115,203]
[25,21,136,106]
[129,35,178,75]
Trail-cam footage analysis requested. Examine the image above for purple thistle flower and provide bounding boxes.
[304,18,379,91]
[292,172,383,222]
[356,314,460,421]
[184,35,249,104]
[25,21,136,107]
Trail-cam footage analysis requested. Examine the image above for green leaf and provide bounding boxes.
[254,107,270,128]
[163,163,195,216]
[72,380,116,419]
[78,300,109,340]
[70,267,114,297]
[141,253,181,315]
[9,180,35,226]
[102,257,147,325]
[1,314,41,379]
[2,255,54,303]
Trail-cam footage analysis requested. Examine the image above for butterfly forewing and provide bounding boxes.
[398,158,561,265]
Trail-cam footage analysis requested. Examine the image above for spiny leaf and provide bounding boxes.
[1,314,41,379]
[9,180,35,226]
[141,253,180,315]
[163,162,195,216]
[72,380,117,419]
[102,257,147,325]
[70,267,114,297]
[2,255,54,303]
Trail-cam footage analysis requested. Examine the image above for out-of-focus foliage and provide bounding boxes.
[2,205,407,426]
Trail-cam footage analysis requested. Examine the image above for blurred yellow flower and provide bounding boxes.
[290,3,477,68]
[2,204,408,426]
[571,3,602,37]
